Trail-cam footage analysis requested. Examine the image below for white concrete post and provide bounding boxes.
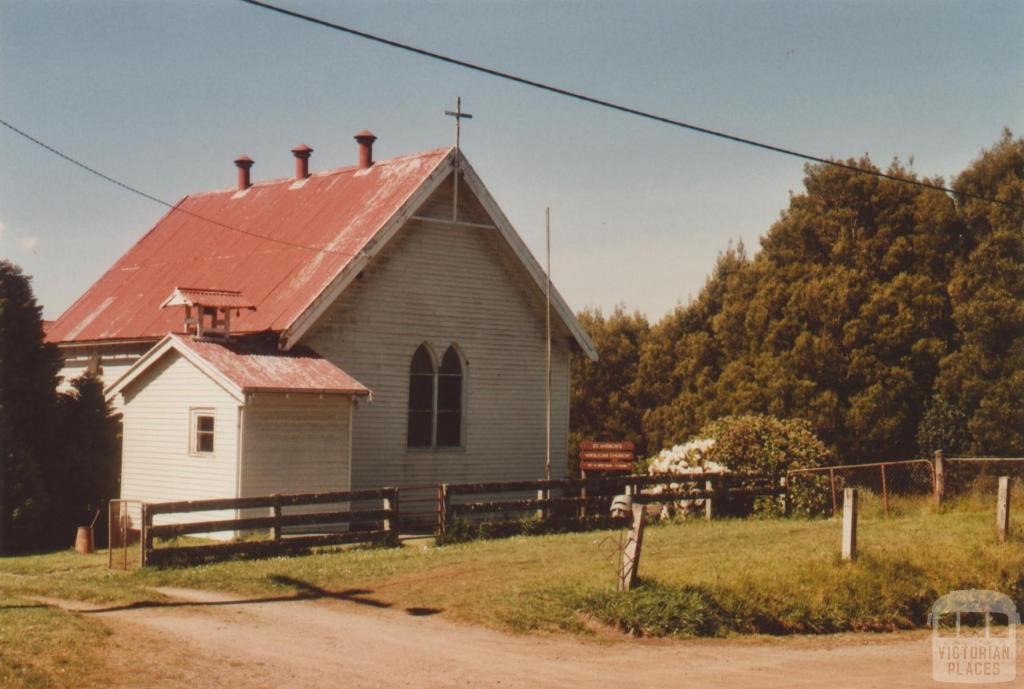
[997,476,1011,543]
[842,488,858,561]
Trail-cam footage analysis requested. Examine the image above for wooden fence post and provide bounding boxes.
[580,472,588,519]
[997,476,1011,543]
[934,450,945,505]
[842,488,858,561]
[617,503,646,592]
[437,484,449,537]
[391,488,400,534]
[140,503,153,568]
[829,467,838,515]
[271,494,282,542]
[704,476,715,521]
[780,475,791,516]
[382,489,395,533]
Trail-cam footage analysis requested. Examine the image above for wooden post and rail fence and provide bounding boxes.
[123,455,1021,568]
[435,473,786,538]
[139,487,399,567]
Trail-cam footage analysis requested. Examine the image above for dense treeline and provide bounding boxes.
[572,132,1023,464]
[0,261,120,554]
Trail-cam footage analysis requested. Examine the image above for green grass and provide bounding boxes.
[1,494,1022,686]
[0,596,112,689]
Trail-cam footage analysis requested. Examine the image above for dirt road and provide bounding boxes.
[64,588,1005,689]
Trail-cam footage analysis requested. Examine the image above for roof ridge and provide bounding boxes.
[189,146,451,199]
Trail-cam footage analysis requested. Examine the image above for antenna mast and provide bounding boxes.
[545,208,552,481]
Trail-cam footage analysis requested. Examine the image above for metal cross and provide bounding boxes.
[444,96,473,155]
[444,97,473,222]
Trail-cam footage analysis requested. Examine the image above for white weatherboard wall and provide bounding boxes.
[240,394,353,497]
[119,351,240,530]
[304,178,572,489]
[239,394,354,532]
[58,341,152,400]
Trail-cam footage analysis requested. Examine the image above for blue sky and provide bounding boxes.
[1,0,1021,320]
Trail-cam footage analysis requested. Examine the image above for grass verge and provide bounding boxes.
[0,596,112,689]
[0,493,1021,687]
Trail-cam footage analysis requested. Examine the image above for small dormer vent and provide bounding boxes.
[161,287,256,340]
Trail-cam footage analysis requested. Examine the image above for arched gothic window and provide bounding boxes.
[407,344,435,448]
[436,346,463,447]
[407,344,464,448]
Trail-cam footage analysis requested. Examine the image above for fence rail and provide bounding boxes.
[140,487,399,567]
[437,473,786,537]
[124,456,1024,567]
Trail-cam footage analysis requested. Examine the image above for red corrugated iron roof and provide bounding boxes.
[47,148,451,344]
[174,334,369,396]
[107,332,369,399]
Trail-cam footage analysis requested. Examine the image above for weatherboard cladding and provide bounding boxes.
[240,395,352,501]
[305,179,571,489]
[45,148,450,344]
[119,350,240,528]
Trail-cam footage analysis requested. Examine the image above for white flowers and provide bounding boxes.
[646,437,727,520]
[647,437,727,476]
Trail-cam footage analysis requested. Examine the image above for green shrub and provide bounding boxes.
[700,415,834,517]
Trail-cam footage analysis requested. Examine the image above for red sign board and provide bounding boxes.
[580,461,634,472]
[579,450,634,461]
[580,441,634,452]
[579,440,634,474]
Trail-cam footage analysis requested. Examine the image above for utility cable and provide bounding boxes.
[0,116,363,257]
[239,0,1023,212]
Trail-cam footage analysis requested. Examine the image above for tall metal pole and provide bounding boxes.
[545,208,552,481]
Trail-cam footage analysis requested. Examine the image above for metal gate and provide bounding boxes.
[108,499,143,570]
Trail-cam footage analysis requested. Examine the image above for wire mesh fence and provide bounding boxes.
[108,499,142,570]
[788,460,935,516]
[788,457,1024,517]
[943,458,1024,498]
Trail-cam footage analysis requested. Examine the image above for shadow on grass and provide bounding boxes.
[79,575,442,617]
[0,603,48,611]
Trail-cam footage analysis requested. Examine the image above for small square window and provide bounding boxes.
[191,410,215,455]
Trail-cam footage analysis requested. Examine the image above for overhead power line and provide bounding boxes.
[240,0,1022,212]
[0,117,360,257]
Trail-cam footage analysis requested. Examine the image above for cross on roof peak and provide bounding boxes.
[444,96,473,153]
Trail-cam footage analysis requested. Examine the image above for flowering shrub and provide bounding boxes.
[646,438,726,519]
[647,415,834,517]
[647,438,724,476]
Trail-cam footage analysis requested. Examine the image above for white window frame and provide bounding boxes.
[189,408,216,456]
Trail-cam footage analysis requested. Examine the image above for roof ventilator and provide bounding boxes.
[161,287,256,340]
[354,130,376,169]
[292,144,313,180]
